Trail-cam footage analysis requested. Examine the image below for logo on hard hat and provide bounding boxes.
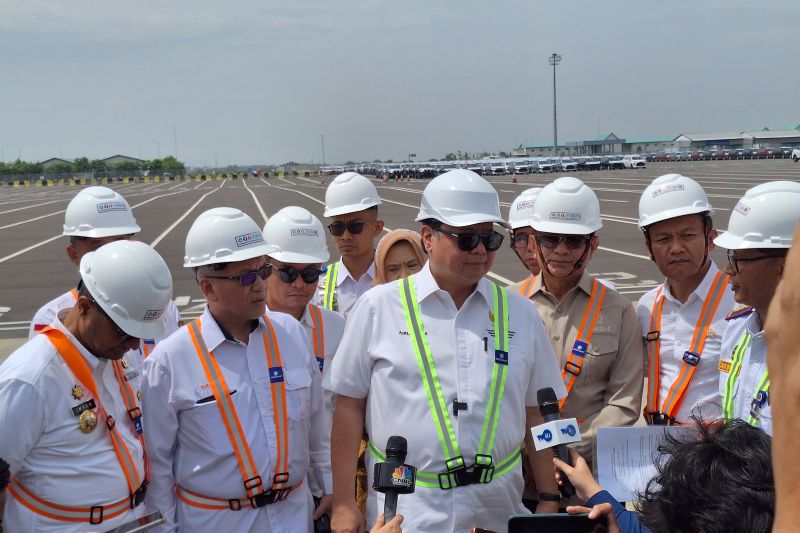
[651,184,685,198]
[291,229,318,237]
[550,212,582,221]
[96,201,128,213]
[516,200,534,210]
[235,231,264,247]
[143,309,164,321]
[734,202,750,216]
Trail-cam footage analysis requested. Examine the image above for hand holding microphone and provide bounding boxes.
[372,436,416,521]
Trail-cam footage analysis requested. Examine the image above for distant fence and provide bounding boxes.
[0,170,322,187]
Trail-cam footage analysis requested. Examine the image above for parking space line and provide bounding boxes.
[0,199,62,215]
[243,179,268,224]
[150,180,226,248]
[0,235,62,265]
[0,210,66,231]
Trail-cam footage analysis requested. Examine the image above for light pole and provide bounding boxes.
[320,134,326,167]
[548,53,562,155]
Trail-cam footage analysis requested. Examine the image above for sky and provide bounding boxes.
[1,0,798,167]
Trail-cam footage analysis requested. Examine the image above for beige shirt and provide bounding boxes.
[529,271,644,464]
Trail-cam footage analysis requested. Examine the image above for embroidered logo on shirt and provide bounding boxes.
[269,367,285,383]
[194,383,213,399]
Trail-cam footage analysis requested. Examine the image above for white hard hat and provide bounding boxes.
[714,181,800,250]
[639,174,713,228]
[530,177,602,235]
[63,186,141,238]
[263,206,330,264]
[324,172,382,217]
[508,188,543,230]
[184,207,275,267]
[80,240,173,339]
[416,169,509,228]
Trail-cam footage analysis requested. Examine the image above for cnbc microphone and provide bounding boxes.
[535,387,580,498]
[372,436,416,521]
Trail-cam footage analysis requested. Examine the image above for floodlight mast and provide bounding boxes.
[548,53,562,155]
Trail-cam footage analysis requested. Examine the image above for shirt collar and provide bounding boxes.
[337,258,375,286]
[52,316,103,371]
[531,270,595,298]
[412,262,493,306]
[201,307,259,350]
[663,260,721,305]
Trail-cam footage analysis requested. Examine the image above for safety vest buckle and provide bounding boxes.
[645,330,660,342]
[473,456,495,484]
[273,472,290,485]
[647,412,675,426]
[105,415,116,430]
[89,505,104,525]
[243,475,263,492]
[228,498,242,511]
[130,483,147,509]
[127,406,142,422]
[564,361,582,376]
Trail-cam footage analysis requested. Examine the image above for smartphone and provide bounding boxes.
[508,513,609,533]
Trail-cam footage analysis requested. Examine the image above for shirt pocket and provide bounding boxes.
[284,367,312,420]
[182,390,241,453]
[582,334,619,383]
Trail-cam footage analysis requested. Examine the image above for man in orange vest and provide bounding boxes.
[0,241,173,532]
[141,208,331,532]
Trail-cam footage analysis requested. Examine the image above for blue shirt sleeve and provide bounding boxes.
[585,490,652,533]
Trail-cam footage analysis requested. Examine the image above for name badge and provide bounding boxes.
[269,367,284,383]
[494,350,508,365]
[316,357,324,373]
[572,340,588,358]
[72,399,97,417]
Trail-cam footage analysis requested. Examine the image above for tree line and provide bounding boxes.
[0,156,186,176]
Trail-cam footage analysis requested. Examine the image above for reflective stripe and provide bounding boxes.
[9,479,132,524]
[560,279,607,409]
[367,442,521,489]
[307,304,326,374]
[322,262,339,311]
[723,331,754,420]
[644,285,665,416]
[70,288,79,300]
[748,372,771,426]
[111,358,150,482]
[141,340,155,358]
[398,277,510,475]
[187,318,291,496]
[175,482,302,511]
[517,274,538,298]
[40,328,142,497]
[646,272,729,419]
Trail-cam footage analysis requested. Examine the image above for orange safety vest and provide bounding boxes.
[178,317,300,511]
[560,278,608,409]
[9,327,148,525]
[644,272,729,423]
[517,274,539,298]
[306,304,326,375]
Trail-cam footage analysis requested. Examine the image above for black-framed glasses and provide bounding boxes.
[273,265,324,284]
[510,232,532,250]
[435,225,504,252]
[535,233,591,250]
[205,264,271,286]
[328,221,366,236]
[92,300,135,342]
[726,249,785,274]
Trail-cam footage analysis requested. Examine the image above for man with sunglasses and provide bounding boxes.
[314,172,384,319]
[263,206,345,519]
[507,188,543,298]
[527,177,643,478]
[328,169,567,533]
[28,186,181,355]
[636,174,736,427]
[0,240,173,531]
[715,181,800,436]
[141,207,331,532]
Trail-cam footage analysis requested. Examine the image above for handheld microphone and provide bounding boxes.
[536,387,576,498]
[372,436,416,521]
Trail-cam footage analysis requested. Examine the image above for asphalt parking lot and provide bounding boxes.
[2,159,799,356]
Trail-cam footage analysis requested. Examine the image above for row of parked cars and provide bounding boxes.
[646,146,797,162]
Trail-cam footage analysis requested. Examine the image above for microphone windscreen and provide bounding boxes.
[385,436,408,458]
[537,387,560,417]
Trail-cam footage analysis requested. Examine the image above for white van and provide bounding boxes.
[623,155,646,169]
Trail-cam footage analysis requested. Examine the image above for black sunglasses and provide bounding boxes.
[535,233,590,250]
[92,300,135,342]
[205,264,271,286]
[273,265,324,284]
[726,249,785,274]
[327,220,366,237]
[435,225,504,252]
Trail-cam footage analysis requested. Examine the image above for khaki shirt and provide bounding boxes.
[529,271,644,464]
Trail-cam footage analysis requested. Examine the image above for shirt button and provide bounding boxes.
[554,335,560,341]
[556,307,563,313]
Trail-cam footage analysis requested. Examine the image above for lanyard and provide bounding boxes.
[560,278,608,409]
[398,277,509,485]
[41,328,145,497]
[307,304,326,374]
[645,272,729,420]
[187,317,291,498]
[517,274,539,298]
[723,330,767,426]
[322,261,339,311]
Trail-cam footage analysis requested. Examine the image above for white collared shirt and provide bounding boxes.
[141,307,331,533]
[312,258,375,319]
[718,311,771,435]
[327,263,566,533]
[0,318,147,532]
[637,262,735,422]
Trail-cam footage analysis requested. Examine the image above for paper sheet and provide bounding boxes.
[596,425,696,502]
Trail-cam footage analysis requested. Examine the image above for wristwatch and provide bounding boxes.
[538,491,562,502]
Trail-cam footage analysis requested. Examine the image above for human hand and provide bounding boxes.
[553,449,603,502]
[314,494,333,520]
[566,504,621,533]
[369,513,403,533]
[331,500,366,533]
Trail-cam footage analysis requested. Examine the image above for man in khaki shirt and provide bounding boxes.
[526,177,644,469]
